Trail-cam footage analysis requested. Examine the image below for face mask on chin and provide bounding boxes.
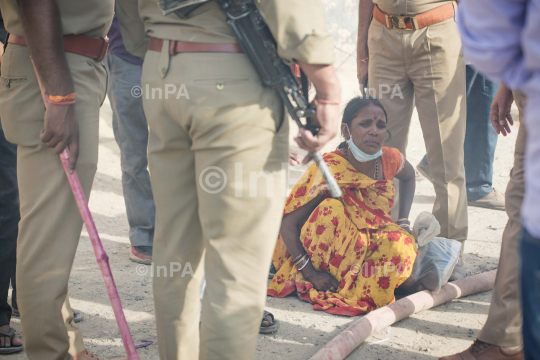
[345,124,383,162]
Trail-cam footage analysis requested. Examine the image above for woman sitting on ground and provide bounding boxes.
[268,97,418,316]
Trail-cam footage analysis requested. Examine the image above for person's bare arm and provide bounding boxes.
[357,0,374,95]
[294,61,341,164]
[18,0,79,172]
[395,160,415,232]
[280,194,340,292]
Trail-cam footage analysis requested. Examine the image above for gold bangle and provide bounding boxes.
[357,57,369,63]
[397,218,409,223]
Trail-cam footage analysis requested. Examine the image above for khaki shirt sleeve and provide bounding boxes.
[116,0,148,59]
[255,0,335,65]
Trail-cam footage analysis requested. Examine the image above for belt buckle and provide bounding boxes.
[96,37,109,62]
[391,16,415,30]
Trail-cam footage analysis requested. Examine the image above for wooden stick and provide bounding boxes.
[31,58,140,360]
[310,270,497,360]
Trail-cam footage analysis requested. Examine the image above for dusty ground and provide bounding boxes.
[6,58,519,360]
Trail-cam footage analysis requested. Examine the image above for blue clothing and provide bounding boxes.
[458,0,540,237]
[520,229,540,360]
[108,14,143,67]
[0,8,18,327]
[104,53,155,248]
[422,65,499,202]
[0,123,19,326]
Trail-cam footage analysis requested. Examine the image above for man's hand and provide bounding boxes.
[304,269,340,293]
[294,101,340,162]
[295,61,341,163]
[40,104,79,172]
[490,83,514,136]
[357,59,369,96]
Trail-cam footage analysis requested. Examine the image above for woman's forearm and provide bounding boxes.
[279,195,324,277]
[280,217,307,261]
[395,161,416,221]
[398,178,415,220]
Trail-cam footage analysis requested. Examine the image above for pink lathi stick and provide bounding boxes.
[31,58,140,360]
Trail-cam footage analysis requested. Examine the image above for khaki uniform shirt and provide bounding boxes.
[373,0,453,15]
[0,0,113,38]
[116,0,335,65]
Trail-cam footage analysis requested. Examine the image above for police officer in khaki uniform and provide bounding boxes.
[0,0,118,359]
[117,0,341,358]
[357,0,468,277]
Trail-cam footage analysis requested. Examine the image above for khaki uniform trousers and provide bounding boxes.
[0,44,107,359]
[368,18,468,245]
[142,48,289,360]
[477,91,527,348]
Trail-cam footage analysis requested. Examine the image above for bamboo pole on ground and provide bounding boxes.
[310,270,497,360]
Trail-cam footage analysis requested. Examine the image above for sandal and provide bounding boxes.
[0,327,24,354]
[259,310,280,334]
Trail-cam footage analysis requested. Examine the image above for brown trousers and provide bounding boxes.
[142,47,289,360]
[368,17,468,246]
[477,91,526,347]
[0,44,106,359]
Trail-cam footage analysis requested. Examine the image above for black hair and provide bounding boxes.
[337,97,391,149]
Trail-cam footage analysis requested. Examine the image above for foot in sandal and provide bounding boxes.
[0,325,23,354]
[259,310,280,334]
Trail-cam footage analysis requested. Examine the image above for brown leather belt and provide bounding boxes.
[8,34,109,62]
[373,2,456,30]
[148,36,243,55]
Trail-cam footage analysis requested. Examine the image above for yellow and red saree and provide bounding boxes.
[268,148,417,316]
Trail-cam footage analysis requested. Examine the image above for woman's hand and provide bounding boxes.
[303,266,340,292]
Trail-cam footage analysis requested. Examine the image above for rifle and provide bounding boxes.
[158,0,343,198]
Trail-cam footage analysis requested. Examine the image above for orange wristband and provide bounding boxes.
[314,98,340,106]
[48,93,75,105]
